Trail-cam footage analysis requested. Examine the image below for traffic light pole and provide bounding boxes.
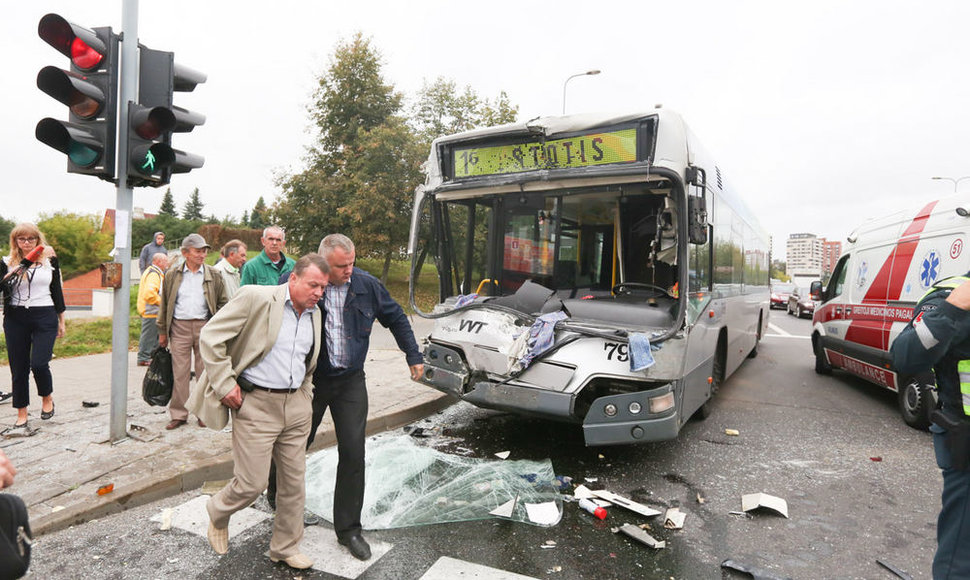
[109,0,139,443]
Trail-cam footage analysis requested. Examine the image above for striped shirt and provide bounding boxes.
[324,279,351,369]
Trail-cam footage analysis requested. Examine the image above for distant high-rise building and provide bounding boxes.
[786,233,823,278]
[821,239,842,278]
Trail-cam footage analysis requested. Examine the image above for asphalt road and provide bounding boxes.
[23,311,939,579]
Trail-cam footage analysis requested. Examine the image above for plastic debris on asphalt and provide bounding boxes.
[615,523,665,549]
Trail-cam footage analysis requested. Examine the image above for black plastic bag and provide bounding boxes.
[142,347,173,407]
[0,494,32,580]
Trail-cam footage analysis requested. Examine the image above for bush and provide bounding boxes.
[37,212,113,278]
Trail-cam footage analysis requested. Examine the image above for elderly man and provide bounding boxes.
[157,234,228,430]
[211,239,247,298]
[241,226,295,286]
[267,234,423,561]
[189,254,329,570]
[136,252,170,366]
[138,231,166,273]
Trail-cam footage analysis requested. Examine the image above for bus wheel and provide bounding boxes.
[898,378,935,430]
[813,336,832,375]
[696,348,726,420]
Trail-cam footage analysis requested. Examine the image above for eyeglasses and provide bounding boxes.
[15,237,38,243]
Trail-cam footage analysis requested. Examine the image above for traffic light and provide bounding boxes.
[35,13,119,181]
[127,47,206,187]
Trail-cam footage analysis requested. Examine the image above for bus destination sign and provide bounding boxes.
[450,127,638,179]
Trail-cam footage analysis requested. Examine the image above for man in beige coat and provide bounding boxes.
[188,254,328,570]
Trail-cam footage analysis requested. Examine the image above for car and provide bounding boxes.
[787,287,817,318]
[770,283,796,309]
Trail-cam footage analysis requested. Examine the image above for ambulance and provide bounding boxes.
[810,194,970,429]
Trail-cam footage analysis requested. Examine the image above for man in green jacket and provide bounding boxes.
[241,226,295,286]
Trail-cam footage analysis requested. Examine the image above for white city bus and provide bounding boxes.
[407,108,769,445]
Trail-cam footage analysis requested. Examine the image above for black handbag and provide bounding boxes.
[0,494,32,579]
[142,347,174,407]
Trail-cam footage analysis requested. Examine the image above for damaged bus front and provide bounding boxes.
[407,110,769,446]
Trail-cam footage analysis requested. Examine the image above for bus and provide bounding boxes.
[407,108,770,446]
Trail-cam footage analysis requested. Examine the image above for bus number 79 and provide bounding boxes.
[604,342,629,362]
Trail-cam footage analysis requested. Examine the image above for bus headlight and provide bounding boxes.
[628,401,642,414]
[649,392,675,414]
[604,403,618,417]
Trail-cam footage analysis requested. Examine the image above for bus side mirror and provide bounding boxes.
[810,280,823,300]
[688,195,708,245]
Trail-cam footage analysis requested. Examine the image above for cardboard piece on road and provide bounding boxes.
[591,489,662,517]
[524,501,560,526]
[741,492,789,518]
[664,507,686,529]
[616,523,665,549]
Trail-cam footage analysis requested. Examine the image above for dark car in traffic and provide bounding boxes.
[787,287,818,318]
[770,283,796,309]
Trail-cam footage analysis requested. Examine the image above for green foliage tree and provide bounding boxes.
[36,212,112,278]
[159,188,178,217]
[182,188,205,221]
[250,196,268,230]
[0,214,16,254]
[411,77,518,145]
[275,33,518,283]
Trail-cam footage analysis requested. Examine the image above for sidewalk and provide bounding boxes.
[0,317,453,535]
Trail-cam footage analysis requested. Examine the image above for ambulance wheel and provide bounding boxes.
[898,378,934,430]
[813,336,832,375]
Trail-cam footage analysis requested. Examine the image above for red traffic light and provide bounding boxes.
[38,13,106,72]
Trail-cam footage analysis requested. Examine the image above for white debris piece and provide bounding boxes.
[741,492,789,518]
[616,523,665,549]
[489,496,517,518]
[495,451,511,459]
[664,507,686,529]
[591,490,662,517]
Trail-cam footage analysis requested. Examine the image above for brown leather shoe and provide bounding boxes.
[165,419,186,430]
[207,520,229,554]
[270,552,314,569]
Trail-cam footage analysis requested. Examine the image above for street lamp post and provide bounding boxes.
[562,69,600,115]
[932,176,970,193]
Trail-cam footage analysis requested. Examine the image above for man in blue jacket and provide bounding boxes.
[892,275,970,579]
[267,233,423,560]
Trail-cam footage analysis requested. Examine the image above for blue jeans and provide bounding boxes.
[3,306,58,409]
[933,424,970,579]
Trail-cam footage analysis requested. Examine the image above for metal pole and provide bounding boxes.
[110,0,138,442]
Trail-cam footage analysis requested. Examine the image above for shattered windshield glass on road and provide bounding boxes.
[305,435,562,529]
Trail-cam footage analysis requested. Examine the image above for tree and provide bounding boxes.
[36,212,112,278]
[275,34,519,280]
[250,197,268,230]
[159,188,178,217]
[410,78,518,145]
[182,188,204,221]
[0,213,16,253]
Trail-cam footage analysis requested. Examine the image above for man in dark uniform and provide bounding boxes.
[892,275,970,579]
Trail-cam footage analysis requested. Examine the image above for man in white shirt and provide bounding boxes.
[211,239,247,298]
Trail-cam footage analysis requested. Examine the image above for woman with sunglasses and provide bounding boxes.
[0,223,65,432]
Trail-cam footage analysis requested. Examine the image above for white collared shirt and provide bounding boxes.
[173,264,209,320]
[240,287,316,389]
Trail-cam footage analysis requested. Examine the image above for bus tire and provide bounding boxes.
[813,335,832,375]
[748,314,763,359]
[696,340,727,421]
[898,377,935,431]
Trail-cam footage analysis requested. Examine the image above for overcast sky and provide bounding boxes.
[7,1,970,258]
